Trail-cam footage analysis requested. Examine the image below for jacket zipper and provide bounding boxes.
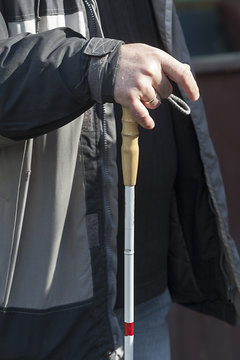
[82,0,111,222]
[83,2,119,356]
[36,0,41,33]
[83,0,97,36]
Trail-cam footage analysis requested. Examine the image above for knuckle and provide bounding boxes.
[128,91,136,103]
[183,63,191,72]
[180,64,191,82]
[138,113,148,123]
[146,61,157,77]
[135,76,147,91]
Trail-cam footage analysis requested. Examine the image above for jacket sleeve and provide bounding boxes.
[0,27,122,140]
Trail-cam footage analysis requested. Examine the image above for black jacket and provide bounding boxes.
[0,1,240,360]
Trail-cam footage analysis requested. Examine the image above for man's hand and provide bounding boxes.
[114,43,200,129]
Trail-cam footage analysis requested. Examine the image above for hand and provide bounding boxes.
[114,43,200,129]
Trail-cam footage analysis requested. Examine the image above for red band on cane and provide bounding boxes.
[124,322,134,336]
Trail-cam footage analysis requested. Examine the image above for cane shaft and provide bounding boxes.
[122,108,139,360]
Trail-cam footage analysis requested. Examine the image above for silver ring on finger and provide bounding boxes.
[145,94,157,104]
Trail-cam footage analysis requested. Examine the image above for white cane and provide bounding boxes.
[121,108,139,360]
[121,95,189,360]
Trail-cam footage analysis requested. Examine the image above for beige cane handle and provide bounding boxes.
[121,108,139,186]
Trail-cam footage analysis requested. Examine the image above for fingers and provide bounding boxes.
[179,64,200,101]
[113,43,200,129]
[129,98,155,129]
[139,72,173,111]
[153,70,173,100]
[159,52,200,101]
[142,90,161,110]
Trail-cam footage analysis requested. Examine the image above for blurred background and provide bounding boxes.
[169,1,240,359]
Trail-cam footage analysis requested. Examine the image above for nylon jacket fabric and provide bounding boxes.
[0,0,240,359]
[0,1,123,359]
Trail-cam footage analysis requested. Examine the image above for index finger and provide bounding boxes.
[160,52,200,101]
